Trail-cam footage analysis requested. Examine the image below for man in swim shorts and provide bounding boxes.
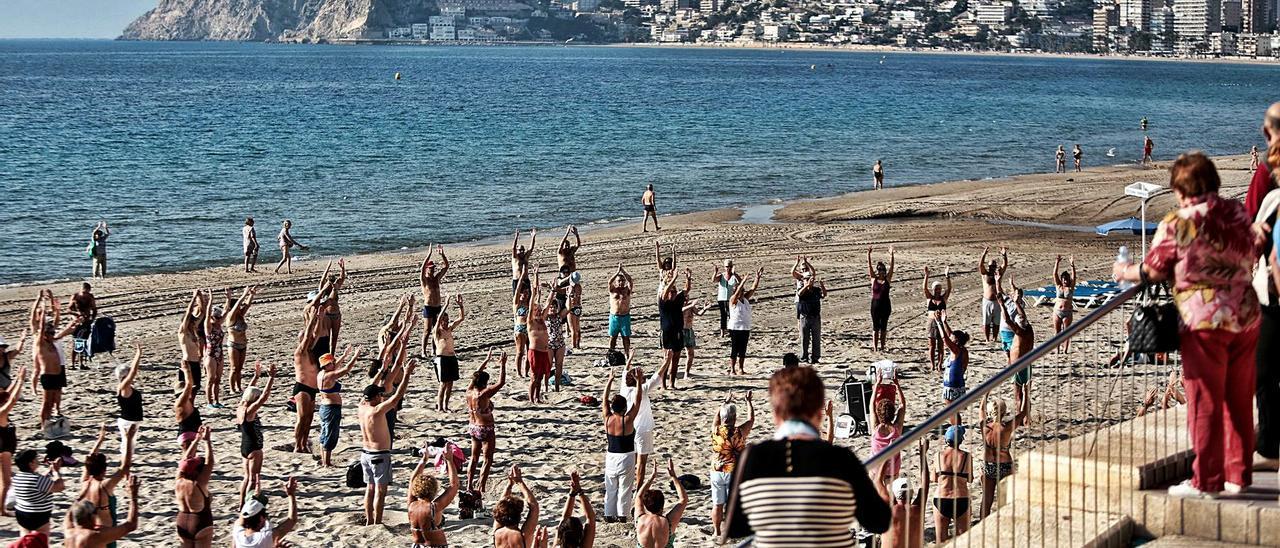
[419,244,450,358]
[608,264,634,355]
[641,184,660,233]
[978,247,1008,343]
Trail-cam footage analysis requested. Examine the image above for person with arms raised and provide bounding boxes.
[174,425,215,547]
[466,349,506,498]
[358,358,417,525]
[634,458,687,548]
[492,464,540,548]
[408,440,460,548]
[64,475,140,548]
[419,245,450,357]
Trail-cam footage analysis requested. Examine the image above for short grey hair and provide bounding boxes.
[720,403,737,425]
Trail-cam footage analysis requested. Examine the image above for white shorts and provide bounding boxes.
[982,299,999,328]
[710,470,732,505]
[636,429,655,455]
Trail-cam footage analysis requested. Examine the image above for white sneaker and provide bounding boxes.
[1168,480,1216,499]
[1224,482,1247,495]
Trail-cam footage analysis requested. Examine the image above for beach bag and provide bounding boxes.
[345,461,365,489]
[42,416,71,440]
[457,489,482,520]
[90,317,116,355]
[1128,284,1180,354]
[605,350,626,367]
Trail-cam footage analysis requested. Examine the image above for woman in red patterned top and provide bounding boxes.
[1115,151,1268,498]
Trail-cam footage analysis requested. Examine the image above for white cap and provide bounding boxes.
[891,478,911,500]
[240,498,265,518]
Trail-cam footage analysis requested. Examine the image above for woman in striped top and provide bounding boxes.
[11,448,65,535]
[722,366,890,547]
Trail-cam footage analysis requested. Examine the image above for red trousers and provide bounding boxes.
[1181,327,1259,492]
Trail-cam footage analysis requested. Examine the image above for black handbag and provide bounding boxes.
[345,460,366,489]
[1128,284,1181,354]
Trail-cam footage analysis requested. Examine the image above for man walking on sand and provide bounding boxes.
[873,160,885,190]
[1055,145,1066,173]
[358,359,416,525]
[1143,136,1154,166]
[641,185,660,232]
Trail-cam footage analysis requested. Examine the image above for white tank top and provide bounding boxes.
[728,299,752,331]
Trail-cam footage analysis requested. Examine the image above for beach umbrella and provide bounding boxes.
[1095,217,1158,236]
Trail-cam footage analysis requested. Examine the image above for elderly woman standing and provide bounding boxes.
[723,366,890,545]
[274,220,308,275]
[868,247,895,352]
[709,391,754,538]
[1115,151,1266,498]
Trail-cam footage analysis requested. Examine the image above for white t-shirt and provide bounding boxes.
[619,369,662,434]
[728,299,752,331]
[232,520,273,548]
[242,225,256,251]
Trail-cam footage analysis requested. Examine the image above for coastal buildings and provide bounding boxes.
[353,0,1279,59]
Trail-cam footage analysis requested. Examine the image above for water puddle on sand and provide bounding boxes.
[986,219,1095,233]
[733,203,784,224]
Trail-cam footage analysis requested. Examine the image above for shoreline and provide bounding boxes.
[0,154,1239,289]
[598,41,1280,67]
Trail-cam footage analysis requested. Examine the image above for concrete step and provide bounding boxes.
[1136,472,1280,546]
[1015,405,1192,492]
[1141,534,1262,547]
[944,503,1132,548]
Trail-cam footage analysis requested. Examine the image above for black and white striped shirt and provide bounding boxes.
[726,438,889,547]
[12,470,56,513]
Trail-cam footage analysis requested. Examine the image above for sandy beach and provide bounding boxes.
[0,154,1255,546]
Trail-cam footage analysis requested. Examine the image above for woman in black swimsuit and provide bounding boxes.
[175,425,215,547]
[408,441,460,548]
[933,425,972,542]
[236,363,276,508]
[174,361,202,452]
[921,266,952,372]
[0,365,27,516]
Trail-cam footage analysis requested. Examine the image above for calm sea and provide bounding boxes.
[1,40,1276,284]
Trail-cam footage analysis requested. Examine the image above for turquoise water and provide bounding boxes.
[2,40,1276,283]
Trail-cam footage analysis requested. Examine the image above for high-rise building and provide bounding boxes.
[1174,0,1222,43]
[1120,0,1152,29]
[1222,0,1243,29]
[700,0,719,12]
[1239,0,1266,31]
[1093,2,1120,50]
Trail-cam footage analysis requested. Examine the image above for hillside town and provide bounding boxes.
[339,0,1280,58]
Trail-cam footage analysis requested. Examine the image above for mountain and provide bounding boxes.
[120,0,436,42]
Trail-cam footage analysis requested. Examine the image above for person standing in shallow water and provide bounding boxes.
[641,184,660,232]
[1055,145,1066,173]
[873,160,885,190]
[1073,144,1083,172]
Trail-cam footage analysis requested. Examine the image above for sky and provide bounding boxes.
[0,0,157,39]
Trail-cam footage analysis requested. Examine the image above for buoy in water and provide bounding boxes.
[394,72,402,80]
[810,64,816,70]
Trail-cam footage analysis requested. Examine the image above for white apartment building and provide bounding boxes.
[1022,0,1059,17]
[974,2,1012,26]
[762,23,789,40]
[1174,0,1222,43]
[1119,0,1151,30]
[429,16,457,40]
[411,23,431,38]
[889,9,922,26]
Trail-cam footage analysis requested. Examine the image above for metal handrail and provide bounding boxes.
[863,283,1144,469]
